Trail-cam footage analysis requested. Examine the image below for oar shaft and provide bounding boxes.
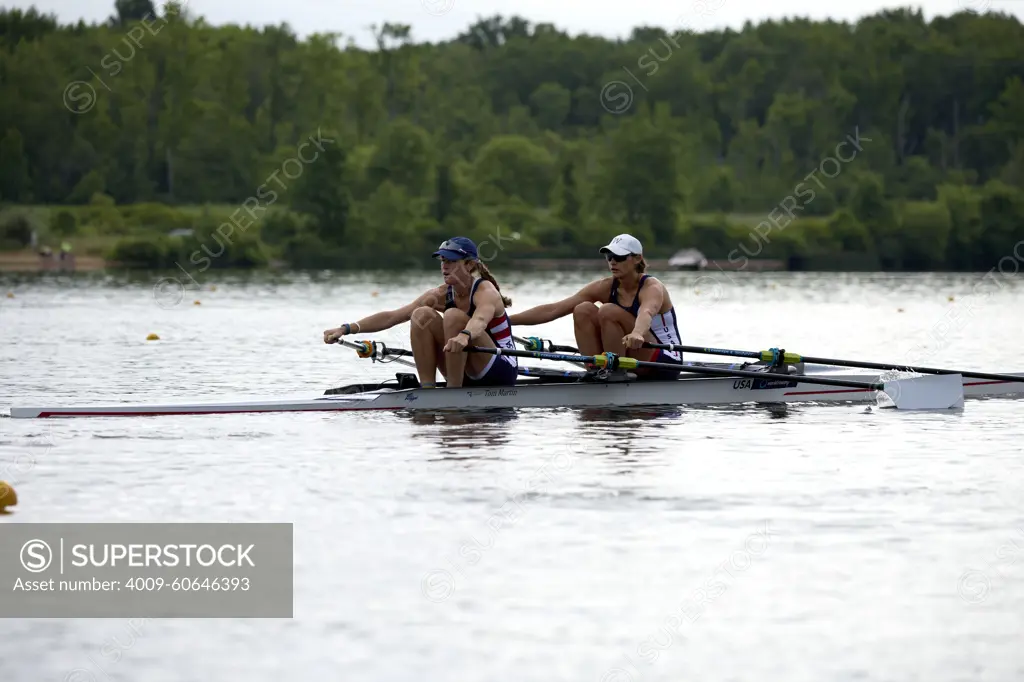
[514,335,579,354]
[793,356,1019,383]
[468,347,886,391]
[646,342,761,360]
[646,342,1023,384]
[339,339,581,378]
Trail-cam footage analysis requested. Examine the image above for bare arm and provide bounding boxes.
[630,279,665,338]
[443,281,503,353]
[507,279,609,326]
[463,281,501,339]
[331,285,446,336]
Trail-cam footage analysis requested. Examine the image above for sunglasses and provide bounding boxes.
[605,252,631,262]
[436,240,473,258]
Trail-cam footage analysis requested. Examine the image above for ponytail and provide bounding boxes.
[473,261,512,307]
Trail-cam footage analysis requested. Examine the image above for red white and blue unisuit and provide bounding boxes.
[445,278,518,386]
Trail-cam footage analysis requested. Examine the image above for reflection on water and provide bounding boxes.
[406,408,519,453]
[573,405,686,422]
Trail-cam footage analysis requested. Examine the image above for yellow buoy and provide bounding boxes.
[948,296,955,302]
[371,290,379,297]
[5,292,13,298]
[193,300,201,305]
[0,481,17,512]
[146,333,160,341]
[209,285,217,291]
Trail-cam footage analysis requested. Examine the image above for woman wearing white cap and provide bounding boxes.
[508,234,684,379]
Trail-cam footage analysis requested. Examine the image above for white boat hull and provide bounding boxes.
[9,365,1024,418]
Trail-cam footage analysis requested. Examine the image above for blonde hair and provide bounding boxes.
[635,256,647,273]
[472,261,512,307]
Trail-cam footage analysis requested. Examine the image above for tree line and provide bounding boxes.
[0,2,1023,270]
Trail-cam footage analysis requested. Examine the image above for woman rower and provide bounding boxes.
[507,234,684,380]
[323,237,518,388]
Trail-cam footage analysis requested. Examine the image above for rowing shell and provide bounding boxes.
[9,364,1024,418]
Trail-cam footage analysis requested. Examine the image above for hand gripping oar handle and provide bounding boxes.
[643,342,1024,384]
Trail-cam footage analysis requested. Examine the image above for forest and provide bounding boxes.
[0,0,1023,270]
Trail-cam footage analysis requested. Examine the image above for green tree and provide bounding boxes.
[528,82,571,131]
[66,169,107,204]
[898,200,951,269]
[0,128,31,202]
[600,103,684,246]
[289,132,351,244]
[472,135,556,206]
[850,172,900,267]
[366,118,435,197]
[111,0,156,24]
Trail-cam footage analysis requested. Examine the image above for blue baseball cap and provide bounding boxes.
[432,236,478,261]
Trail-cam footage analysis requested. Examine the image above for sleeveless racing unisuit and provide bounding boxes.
[608,274,683,362]
[446,278,518,380]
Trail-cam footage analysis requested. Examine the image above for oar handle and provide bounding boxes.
[515,335,579,354]
[642,342,802,365]
[338,339,417,368]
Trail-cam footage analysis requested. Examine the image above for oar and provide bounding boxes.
[340,338,417,368]
[514,335,580,354]
[339,339,582,379]
[466,346,965,411]
[643,342,1024,385]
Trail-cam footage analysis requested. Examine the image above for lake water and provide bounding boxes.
[2,268,1023,682]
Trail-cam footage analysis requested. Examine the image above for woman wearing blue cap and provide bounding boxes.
[323,237,518,388]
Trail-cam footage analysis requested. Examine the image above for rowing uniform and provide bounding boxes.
[445,278,518,386]
[609,274,684,378]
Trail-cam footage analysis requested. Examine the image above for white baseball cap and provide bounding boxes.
[599,234,643,257]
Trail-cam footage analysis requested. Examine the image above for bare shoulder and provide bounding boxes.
[474,277,498,294]
[579,276,614,300]
[640,275,672,306]
[472,278,502,302]
[418,283,449,310]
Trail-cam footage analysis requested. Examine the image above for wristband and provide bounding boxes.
[459,329,472,338]
[342,323,351,334]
